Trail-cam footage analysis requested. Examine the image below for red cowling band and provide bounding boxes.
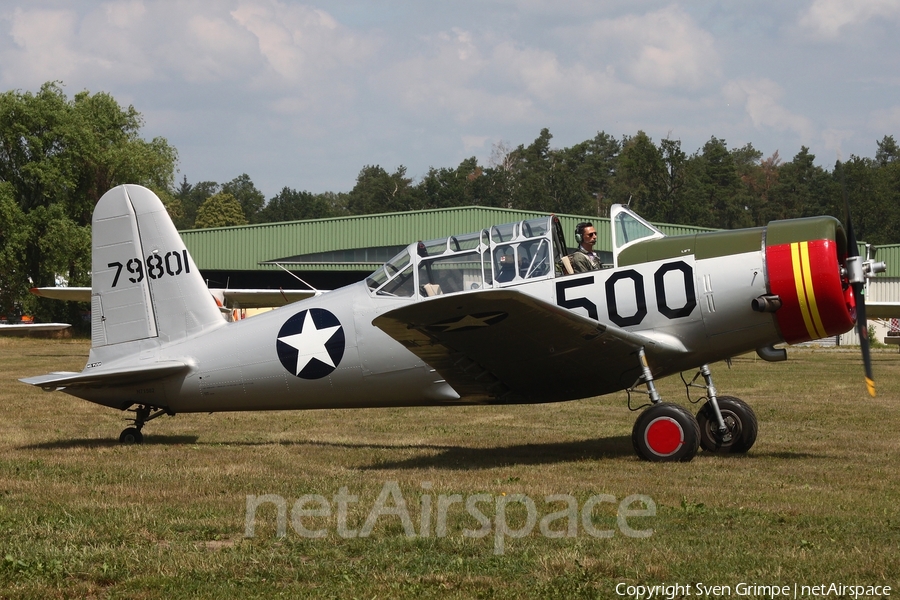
[767,239,855,344]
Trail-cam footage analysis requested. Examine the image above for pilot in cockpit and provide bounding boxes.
[570,222,604,273]
[497,248,517,282]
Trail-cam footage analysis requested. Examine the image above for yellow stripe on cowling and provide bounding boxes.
[790,242,819,340]
[799,241,828,339]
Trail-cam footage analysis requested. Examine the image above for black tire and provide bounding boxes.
[697,396,758,454]
[632,403,700,462]
[119,427,144,444]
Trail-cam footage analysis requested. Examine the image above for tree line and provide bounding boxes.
[175,128,900,249]
[2,82,899,324]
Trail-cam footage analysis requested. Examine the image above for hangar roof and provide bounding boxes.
[180,206,710,273]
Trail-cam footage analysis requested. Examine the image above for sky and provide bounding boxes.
[1,0,899,199]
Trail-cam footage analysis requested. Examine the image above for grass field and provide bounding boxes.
[1,337,898,599]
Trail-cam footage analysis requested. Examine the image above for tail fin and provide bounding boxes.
[90,185,224,349]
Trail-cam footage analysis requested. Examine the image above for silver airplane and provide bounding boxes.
[20,184,880,461]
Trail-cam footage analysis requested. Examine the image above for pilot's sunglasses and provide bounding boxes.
[586,232,597,237]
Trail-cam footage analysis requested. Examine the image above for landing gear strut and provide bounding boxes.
[683,364,758,454]
[118,405,171,444]
[630,348,700,462]
[696,397,758,454]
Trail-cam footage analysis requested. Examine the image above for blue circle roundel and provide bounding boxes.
[276,308,345,379]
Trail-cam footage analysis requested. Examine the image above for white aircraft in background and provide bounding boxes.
[32,284,321,320]
[19,184,881,461]
[0,322,70,335]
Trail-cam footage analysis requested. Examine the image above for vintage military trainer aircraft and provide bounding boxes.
[20,184,882,461]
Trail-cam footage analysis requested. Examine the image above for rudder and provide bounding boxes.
[91,185,224,349]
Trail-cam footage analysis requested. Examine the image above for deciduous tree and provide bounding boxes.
[0,82,176,325]
[194,192,248,228]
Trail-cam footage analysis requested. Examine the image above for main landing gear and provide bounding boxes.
[118,404,172,444]
[629,350,757,462]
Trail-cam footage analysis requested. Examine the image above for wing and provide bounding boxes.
[0,323,70,335]
[30,287,91,302]
[32,286,322,309]
[20,361,189,391]
[373,289,666,404]
[863,302,900,319]
[213,288,323,309]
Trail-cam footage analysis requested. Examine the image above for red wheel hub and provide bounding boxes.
[644,417,684,457]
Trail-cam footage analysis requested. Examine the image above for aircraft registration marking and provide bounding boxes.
[107,249,191,287]
[556,260,697,326]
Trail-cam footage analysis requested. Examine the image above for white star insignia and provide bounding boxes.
[277,311,342,375]
[440,314,494,331]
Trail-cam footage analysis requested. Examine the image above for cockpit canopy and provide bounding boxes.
[365,205,666,299]
[366,215,568,299]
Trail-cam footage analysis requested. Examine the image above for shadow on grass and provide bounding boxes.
[355,436,636,470]
[23,434,636,467]
[22,434,200,449]
[742,450,821,459]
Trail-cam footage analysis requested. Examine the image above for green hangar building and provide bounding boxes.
[179,206,710,293]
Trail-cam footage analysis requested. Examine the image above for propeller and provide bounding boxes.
[839,161,875,397]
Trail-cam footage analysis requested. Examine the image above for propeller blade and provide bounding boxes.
[840,161,875,397]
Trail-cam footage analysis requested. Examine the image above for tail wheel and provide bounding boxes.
[697,396,758,454]
[632,403,700,462]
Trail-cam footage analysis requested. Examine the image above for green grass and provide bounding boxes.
[1,337,898,598]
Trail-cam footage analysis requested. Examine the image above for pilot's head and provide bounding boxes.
[575,222,597,249]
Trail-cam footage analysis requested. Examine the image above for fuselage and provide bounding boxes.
[68,221,851,413]
[55,191,855,415]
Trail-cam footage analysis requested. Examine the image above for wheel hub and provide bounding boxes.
[644,417,685,457]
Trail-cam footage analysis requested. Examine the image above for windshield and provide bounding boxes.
[610,204,666,266]
[366,248,416,297]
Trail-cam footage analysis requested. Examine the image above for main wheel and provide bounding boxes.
[697,396,757,454]
[632,403,700,462]
[119,427,144,444]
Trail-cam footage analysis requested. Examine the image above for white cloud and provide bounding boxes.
[820,128,855,162]
[0,1,897,195]
[580,5,720,90]
[1,8,81,87]
[373,24,645,130]
[230,1,372,86]
[799,0,900,38]
[723,78,815,141]
[373,28,541,125]
[0,1,372,90]
[0,2,262,87]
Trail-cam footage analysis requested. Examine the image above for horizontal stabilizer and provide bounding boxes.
[211,288,324,309]
[31,286,324,309]
[20,361,190,391]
